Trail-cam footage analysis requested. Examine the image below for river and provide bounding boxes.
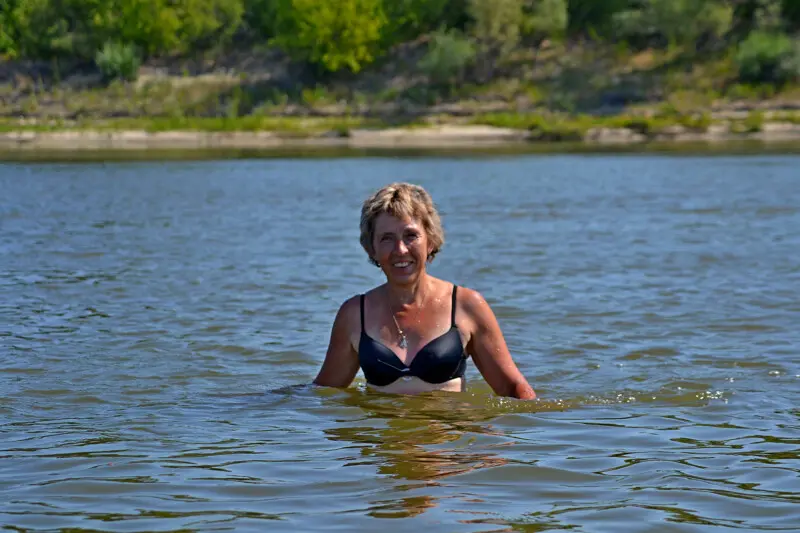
[1,152,798,532]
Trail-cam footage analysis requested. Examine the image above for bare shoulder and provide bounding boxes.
[314,294,362,388]
[335,294,362,331]
[455,285,494,318]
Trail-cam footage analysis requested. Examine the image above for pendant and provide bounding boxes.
[399,335,408,350]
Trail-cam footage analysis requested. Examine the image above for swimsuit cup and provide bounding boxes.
[358,285,468,387]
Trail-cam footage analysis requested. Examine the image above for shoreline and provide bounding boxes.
[0,122,800,152]
[3,123,800,152]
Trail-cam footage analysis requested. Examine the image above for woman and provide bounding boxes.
[313,182,536,400]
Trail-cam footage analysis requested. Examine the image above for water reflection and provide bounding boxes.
[3,154,800,532]
[324,391,510,518]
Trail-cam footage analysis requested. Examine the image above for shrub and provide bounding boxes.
[467,0,522,80]
[97,0,244,56]
[243,0,279,39]
[10,0,101,59]
[566,0,630,38]
[612,0,733,49]
[96,41,141,82]
[522,0,568,45]
[272,0,387,74]
[743,111,765,132]
[735,31,800,84]
[175,0,244,50]
[384,0,454,42]
[785,0,800,31]
[468,0,522,56]
[0,3,20,58]
[419,29,476,86]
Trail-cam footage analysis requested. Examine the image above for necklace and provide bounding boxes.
[390,290,425,350]
[391,314,409,349]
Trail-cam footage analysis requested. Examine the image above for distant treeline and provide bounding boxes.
[1,0,799,82]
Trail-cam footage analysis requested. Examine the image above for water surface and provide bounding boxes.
[1,154,799,532]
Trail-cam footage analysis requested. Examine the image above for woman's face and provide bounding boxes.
[372,212,431,285]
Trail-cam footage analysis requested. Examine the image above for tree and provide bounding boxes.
[730,0,785,37]
[272,0,387,74]
[521,0,568,46]
[419,29,476,88]
[467,0,523,81]
[613,0,733,49]
[94,0,244,57]
[566,0,632,38]
[0,1,20,58]
[383,0,455,43]
[782,0,800,31]
[9,0,110,59]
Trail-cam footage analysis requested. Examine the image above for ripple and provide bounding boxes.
[2,155,800,532]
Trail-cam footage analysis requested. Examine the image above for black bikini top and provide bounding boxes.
[358,285,468,387]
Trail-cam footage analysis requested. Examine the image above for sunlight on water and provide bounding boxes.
[1,153,799,532]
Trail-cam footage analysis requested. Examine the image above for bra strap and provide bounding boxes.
[451,285,458,327]
[360,295,365,332]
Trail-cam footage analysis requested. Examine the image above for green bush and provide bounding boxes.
[96,41,141,82]
[272,0,387,73]
[4,0,243,60]
[468,0,522,56]
[384,0,455,43]
[785,0,800,30]
[521,0,568,45]
[731,0,785,37]
[95,0,244,56]
[612,0,732,49]
[419,29,476,86]
[176,0,244,50]
[0,1,21,58]
[743,110,765,132]
[243,0,279,39]
[735,31,800,84]
[566,0,631,38]
[10,0,103,59]
[468,0,522,81]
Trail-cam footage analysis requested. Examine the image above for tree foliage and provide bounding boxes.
[467,0,523,80]
[566,0,632,38]
[782,0,800,31]
[0,0,798,86]
[522,0,569,45]
[614,0,733,48]
[736,31,800,84]
[271,0,387,73]
[384,0,458,43]
[419,29,475,86]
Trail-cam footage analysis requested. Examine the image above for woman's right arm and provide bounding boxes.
[312,296,361,388]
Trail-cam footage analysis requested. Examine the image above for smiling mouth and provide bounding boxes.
[393,261,412,268]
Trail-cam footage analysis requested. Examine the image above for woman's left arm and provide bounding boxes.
[461,288,536,400]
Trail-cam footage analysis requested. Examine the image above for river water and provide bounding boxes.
[1,153,798,532]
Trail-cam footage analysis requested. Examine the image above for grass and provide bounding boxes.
[2,108,798,142]
[0,115,385,135]
[468,111,719,137]
[1,38,799,143]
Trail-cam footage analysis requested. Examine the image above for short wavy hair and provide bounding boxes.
[360,182,445,267]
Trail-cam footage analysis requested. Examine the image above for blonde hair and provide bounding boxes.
[360,182,445,267]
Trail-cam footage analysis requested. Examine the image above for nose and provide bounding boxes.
[394,238,408,255]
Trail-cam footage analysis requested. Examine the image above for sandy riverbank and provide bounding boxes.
[2,123,800,151]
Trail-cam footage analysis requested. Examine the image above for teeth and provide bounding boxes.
[394,261,411,267]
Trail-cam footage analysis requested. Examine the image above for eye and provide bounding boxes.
[380,234,393,242]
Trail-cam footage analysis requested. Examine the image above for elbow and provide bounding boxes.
[505,380,536,400]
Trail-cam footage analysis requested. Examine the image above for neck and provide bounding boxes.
[387,274,429,308]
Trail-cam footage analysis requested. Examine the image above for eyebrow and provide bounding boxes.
[379,226,419,237]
